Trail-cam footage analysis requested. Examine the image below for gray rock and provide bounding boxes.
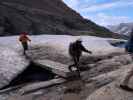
[87,63,133,100]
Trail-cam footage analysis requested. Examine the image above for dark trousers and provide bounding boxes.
[22,42,28,54]
[69,55,80,71]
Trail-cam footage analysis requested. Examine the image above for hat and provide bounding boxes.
[21,32,28,35]
[76,38,82,42]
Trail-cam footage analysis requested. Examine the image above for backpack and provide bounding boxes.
[69,42,75,56]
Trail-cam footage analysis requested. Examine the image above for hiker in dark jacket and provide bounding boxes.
[19,32,31,55]
[120,30,133,91]
[68,39,92,72]
[125,32,133,53]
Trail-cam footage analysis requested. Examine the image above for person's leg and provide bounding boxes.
[76,55,80,70]
[68,55,81,77]
[68,55,80,71]
[24,42,28,50]
[22,43,25,54]
[68,56,77,71]
[73,55,81,77]
[22,42,28,55]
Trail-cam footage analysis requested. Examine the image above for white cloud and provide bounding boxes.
[63,0,80,9]
[81,1,133,12]
[64,0,133,12]
[63,0,133,26]
[63,0,96,11]
[85,13,133,26]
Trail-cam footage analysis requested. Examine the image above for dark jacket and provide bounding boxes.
[125,33,133,53]
[69,41,89,57]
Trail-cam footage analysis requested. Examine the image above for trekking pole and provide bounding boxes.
[76,63,81,78]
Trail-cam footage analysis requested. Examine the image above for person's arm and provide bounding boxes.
[26,36,31,42]
[80,44,92,54]
[19,37,22,42]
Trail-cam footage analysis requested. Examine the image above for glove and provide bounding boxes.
[88,51,92,54]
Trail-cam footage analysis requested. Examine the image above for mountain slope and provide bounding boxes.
[107,22,133,36]
[0,0,121,38]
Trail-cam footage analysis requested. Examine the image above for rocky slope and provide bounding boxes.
[0,0,122,38]
[87,63,133,100]
[1,46,131,100]
[107,22,133,36]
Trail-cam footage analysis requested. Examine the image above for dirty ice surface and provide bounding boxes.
[0,35,124,89]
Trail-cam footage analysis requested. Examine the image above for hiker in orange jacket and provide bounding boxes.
[19,32,31,55]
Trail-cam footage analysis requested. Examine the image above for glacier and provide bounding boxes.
[0,35,124,89]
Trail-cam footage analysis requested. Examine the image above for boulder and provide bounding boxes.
[87,63,133,100]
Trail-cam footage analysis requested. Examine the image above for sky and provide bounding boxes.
[63,0,133,27]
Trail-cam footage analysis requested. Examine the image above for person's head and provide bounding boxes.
[76,38,82,44]
[20,32,28,36]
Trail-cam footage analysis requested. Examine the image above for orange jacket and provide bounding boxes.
[19,35,31,43]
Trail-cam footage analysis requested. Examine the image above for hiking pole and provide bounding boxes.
[76,63,81,78]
